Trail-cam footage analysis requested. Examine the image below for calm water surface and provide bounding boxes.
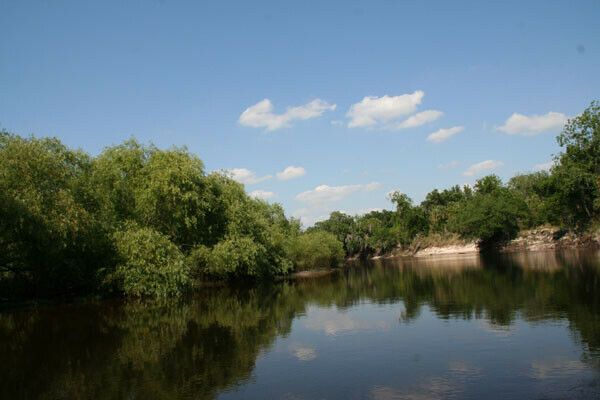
[3,251,600,399]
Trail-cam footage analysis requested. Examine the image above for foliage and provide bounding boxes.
[557,100,600,174]
[447,177,528,243]
[110,224,189,298]
[0,133,304,299]
[311,211,355,253]
[508,172,553,227]
[2,100,600,300]
[286,231,345,271]
[0,132,110,297]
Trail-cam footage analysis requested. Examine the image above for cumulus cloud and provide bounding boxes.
[497,112,568,135]
[249,190,275,200]
[463,160,503,176]
[239,98,336,131]
[427,126,464,143]
[296,182,381,205]
[226,168,272,185]
[393,109,443,130]
[276,166,306,181]
[346,91,424,128]
[294,182,383,226]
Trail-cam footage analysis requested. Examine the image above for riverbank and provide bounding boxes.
[370,226,600,259]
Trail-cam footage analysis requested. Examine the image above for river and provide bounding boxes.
[2,250,600,399]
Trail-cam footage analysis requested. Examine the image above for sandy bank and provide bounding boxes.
[413,242,479,257]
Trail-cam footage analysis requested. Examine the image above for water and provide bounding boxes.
[2,251,600,399]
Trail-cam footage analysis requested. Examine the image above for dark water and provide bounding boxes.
[3,251,600,399]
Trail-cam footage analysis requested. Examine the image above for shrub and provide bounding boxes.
[287,231,345,271]
[111,225,189,297]
[448,189,528,244]
[188,236,262,278]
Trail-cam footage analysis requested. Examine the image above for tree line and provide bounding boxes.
[0,136,343,299]
[0,100,598,299]
[310,101,600,257]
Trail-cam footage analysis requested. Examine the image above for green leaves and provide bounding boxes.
[111,224,189,298]
[286,231,344,271]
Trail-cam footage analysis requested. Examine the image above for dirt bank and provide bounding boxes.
[370,226,600,260]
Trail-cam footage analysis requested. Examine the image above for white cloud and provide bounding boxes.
[497,112,568,135]
[239,98,336,131]
[294,182,383,226]
[533,161,555,171]
[276,166,306,181]
[303,308,390,336]
[530,359,586,380]
[393,109,443,130]
[249,190,275,200]
[427,126,464,143]
[226,168,272,185]
[463,160,503,176]
[346,91,424,128]
[296,182,381,205]
[438,161,460,170]
[289,344,317,361]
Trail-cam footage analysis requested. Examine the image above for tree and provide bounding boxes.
[0,132,109,297]
[389,191,428,245]
[110,224,189,297]
[545,161,599,230]
[286,231,344,271]
[557,100,600,174]
[448,177,528,244]
[508,172,553,227]
[311,212,356,253]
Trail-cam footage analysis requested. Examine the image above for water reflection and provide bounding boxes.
[1,250,600,399]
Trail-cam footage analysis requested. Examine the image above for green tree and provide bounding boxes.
[557,100,600,174]
[389,191,428,245]
[286,231,344,271]
[0,132,109,297]
[110,224,189,297]
[448,176,528,244]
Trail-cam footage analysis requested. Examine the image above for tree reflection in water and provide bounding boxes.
[1,250,600,399]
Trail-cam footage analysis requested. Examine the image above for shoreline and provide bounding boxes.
[367,227,600,260]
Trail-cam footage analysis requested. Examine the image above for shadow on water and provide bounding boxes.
[1,250,600,399]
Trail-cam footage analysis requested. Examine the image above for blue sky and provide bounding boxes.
[2,1,599,225]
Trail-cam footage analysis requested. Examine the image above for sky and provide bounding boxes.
[1,1,599,225]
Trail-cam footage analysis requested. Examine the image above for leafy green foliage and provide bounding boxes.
[389,192,428,245]
[0,132,110,297]
[2,100,600,299]
[110,225,189,298]
[286,231,345,271]
[508,172,553,227]
[557,100,600,174]
[447,177,528,243]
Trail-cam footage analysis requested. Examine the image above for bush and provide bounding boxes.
[448,188,528,244]
[287,231,345,271]
[110,225,189,297]
[188,236,263,278]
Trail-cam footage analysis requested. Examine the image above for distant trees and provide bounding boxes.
[2,100,599,299]
[310,101,600,256]
[286,231,344,271]
[446,177,528,244]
